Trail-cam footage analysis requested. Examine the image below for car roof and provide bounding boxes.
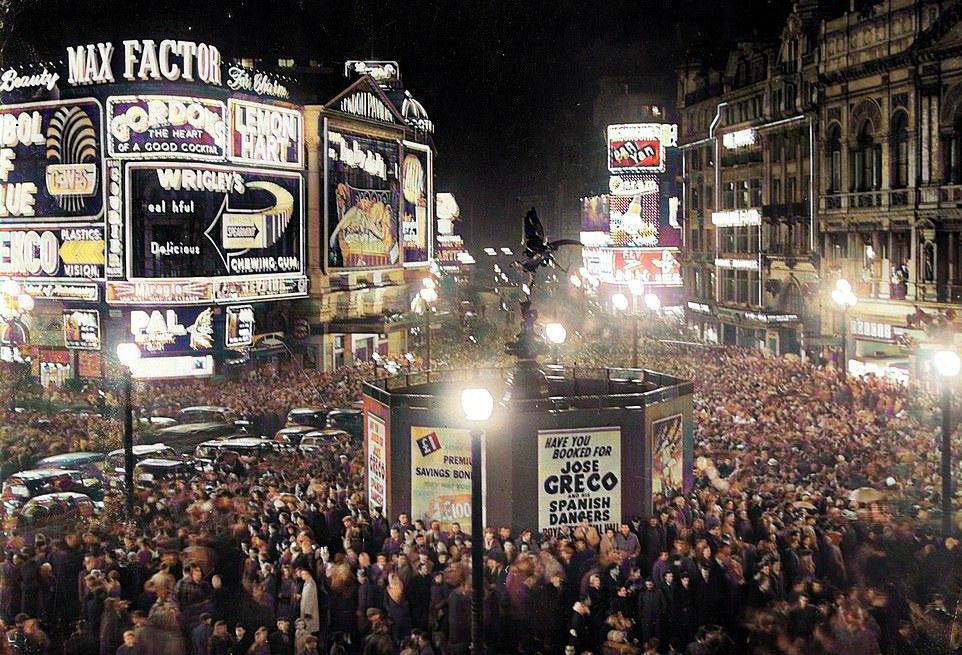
[36,452,104,465]
[8,468,78,480]
[328,408,362,416]
[179,406,231,412]
[278,426,316,433]
[304,428,350,437]
[221,438,274,446]
[288,407,325,414]
[108,443,175,457]
[25,492,94,504]
[158,421,231,433]
[137,458,191,468]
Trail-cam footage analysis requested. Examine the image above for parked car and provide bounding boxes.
[35,451,106,475]
[176,406,248,426]
[142,421,246,453]
[2,468,101,503]
[326,408,363,441]
[33,452,108,493]
[286,407,328,429]
[134,458,196,485]
[194,437,288,465]
[299,429,351,453]
[106,443,180,480]
[273,426,315,445]
[2,492,97,539]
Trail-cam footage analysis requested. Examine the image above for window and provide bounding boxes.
[278,58,295,68]
[827,124,842,192]
[771,134,783,162]
[749,178,762,207]
[772,178,782,203]
[891,111,909,188]
[739,180,750,209]
[785,133,797,161]
[851,120,881,191]
[723,181,736,210]
[705,186,714,210]
[786,177,797,203]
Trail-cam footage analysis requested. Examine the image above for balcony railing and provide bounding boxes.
[819,189,903,212]
[762,202,810,219]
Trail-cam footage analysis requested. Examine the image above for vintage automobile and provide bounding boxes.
[2,492,97,540]
[298,428,352,453]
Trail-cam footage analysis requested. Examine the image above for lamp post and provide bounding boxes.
[935,350,961,536]
[544,322,567,365]
[461,387,494,655]
[612,292,631,368]
[831,279,857,378]
[116,342,141,518]
[416,280,438,371]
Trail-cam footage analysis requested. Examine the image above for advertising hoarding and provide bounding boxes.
[538,427,622,536]
[225,305,255,348]
[0,98,104,222]
[580,195,609,232]
[62,309,101,350]
[128,354,214,380]
[608,188,661,248]
[128,306,214,355]
[411,426,474,532]
[364,394,391,514]
[126,162,303,279]
[651,414,684,502]
[0,225,104,280]
[344,61,402,89]
[77,351,102,378]
[582,247,682,287]
[326,129,400,269]
[228,99,303,169]
[401,142,431,265]
[107,95,227,161]
[606,123,677,173]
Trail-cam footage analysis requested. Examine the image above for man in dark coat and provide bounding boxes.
[636,578,665,645]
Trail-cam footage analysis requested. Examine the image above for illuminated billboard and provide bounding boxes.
[606,123,677,173]
[583,246,682,287]
[228,99,303,169]
[107,95,227,160]
[0,99,104,223]
[0,225,104,280]
[326,128,400,269]
[580,195,609,232]
[401,141,431,265]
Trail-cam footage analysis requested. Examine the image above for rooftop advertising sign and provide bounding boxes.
[326,129,400,269]
[126,162,303,280]
[606,123,677,173]
[401,141,431,265]
[228,99,303,169]
[0,99,104,223]
[107,95,227,160]
[582,246,682,287]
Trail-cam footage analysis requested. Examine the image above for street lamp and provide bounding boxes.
[460,387,494,655]
[545,322,566,366]
[831,279,857,378]
[418,285,438,370]
[116,342,141,518]
[935,350,961,536]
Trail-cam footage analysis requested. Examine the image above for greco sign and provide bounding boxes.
[538,427,622,536]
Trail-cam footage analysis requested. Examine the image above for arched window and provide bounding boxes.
[891,111,909,188]
[943,109,962,183]
[851,120,880,191]
[827,124,842,193]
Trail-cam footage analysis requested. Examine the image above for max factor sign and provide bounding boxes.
[66,40,223,86]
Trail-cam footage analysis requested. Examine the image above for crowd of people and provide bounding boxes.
[2,322,962,655]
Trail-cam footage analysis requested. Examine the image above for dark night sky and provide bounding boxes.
[9,0,791,249]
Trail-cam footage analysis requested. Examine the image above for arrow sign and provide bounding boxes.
[204,181,295,269]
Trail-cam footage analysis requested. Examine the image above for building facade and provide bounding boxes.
[678,0,962,369]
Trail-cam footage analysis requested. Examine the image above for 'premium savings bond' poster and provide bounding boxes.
[410,426,473,532]
[538,427,621,536]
